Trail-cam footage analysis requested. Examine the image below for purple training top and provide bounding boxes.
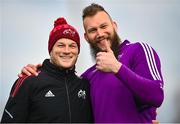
[81,40,164,123]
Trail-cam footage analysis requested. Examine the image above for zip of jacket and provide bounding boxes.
[65,76,71,122]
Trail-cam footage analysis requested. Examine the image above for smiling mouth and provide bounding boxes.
[96,37,107,43]
[97,38,108,47]
[60,56,72,60]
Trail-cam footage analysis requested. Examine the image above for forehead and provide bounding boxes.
[83,11,112,28]
[56,38,77,44]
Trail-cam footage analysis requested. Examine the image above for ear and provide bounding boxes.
[112,21,118,32]
[84,32,89,43]
[49,51,53,60]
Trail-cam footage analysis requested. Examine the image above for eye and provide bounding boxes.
[70,44,78,49]
[88,28,97,33]
[100,24,107,29]
[57,44,65,48]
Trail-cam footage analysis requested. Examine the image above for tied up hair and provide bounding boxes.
[82,3,112,21]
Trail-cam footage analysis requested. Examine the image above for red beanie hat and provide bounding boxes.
[48,17,80,53]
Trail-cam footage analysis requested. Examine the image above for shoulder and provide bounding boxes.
[123,40,144,50]
[124,40,157,55]
[81,65,96,80]
[133,41,160,60]
[131,41,156,52]
[10,74,40,97]
[120,40,161,64]
[75,75,90,84]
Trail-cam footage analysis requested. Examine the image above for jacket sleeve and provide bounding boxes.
[116,42,164,107]
[1,75,30,122]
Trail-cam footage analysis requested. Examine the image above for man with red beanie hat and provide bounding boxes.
[1,17,93,123]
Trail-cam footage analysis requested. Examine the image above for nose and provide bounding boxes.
[64,46,70,53]
[96,28,104,38]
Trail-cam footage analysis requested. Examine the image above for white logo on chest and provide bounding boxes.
[78,89,86,99]
[45,90,55,97]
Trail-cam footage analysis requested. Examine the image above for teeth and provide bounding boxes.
[60,56,72,59]
[97,39,105,42]
[97,38,107,43]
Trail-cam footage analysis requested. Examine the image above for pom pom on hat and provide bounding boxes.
[54,17,67,27]
[48,17,80,53]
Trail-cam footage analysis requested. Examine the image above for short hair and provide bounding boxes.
[82,3,112,20]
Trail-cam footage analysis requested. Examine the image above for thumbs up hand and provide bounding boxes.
[96,41,122,73]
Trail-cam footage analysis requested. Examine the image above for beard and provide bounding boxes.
[88,30,122,61]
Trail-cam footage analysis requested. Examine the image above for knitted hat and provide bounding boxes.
[48,17,80,53]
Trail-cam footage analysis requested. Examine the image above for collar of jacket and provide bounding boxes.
[41,59,76,78]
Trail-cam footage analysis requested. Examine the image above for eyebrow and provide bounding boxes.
[88,22,108,29]
[70,43,77,45]
[57,42,77,45]
[87,27,97,32]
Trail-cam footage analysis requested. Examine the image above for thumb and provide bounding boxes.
[105,40,112,53]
